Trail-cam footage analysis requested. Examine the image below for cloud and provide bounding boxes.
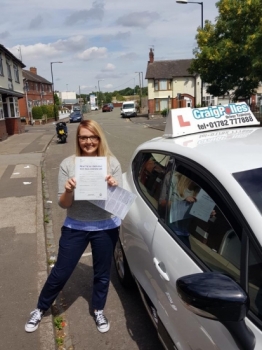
[8,36,89,61]
[104,84,113,89]
[101,31,131,41]
[77,47,107,61]
[116,11,160,28]
[0,31,10,39]
[9,43,58,60]
[53,36,88,51]
[118,52,139,61]
[102,63,115,72]
[29,15,43,29]
[65,0,104,26]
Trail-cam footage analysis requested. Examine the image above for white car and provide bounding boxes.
[91,105,98,111]
[114,103,262,350]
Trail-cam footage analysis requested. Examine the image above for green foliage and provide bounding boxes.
[32,106,43,119]
[54,316,64,330]
[56,337,63,346]
[189,0,262,100]
[54,93,60,106]
[32,105,58,120]
[115,94,125,101]
[161,108,168,117]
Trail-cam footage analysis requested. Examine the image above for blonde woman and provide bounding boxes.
[25,120,122,334]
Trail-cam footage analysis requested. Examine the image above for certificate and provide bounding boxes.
[189,189,215,222]
[74,157,107,200]
[89,186,137,220]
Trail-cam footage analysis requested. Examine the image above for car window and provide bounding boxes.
[137,152,171,213]
[248,242,262,322]
[233,167,262,215]
[164,169,241,283]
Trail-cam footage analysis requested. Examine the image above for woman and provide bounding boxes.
[160,172,200,249]
[25,120,122,334]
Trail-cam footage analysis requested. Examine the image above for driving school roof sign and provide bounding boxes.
[163,103,260,138]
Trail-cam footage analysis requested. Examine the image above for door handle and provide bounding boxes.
[153,257,170,281]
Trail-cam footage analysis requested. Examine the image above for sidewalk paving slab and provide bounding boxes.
[0,128,56,350]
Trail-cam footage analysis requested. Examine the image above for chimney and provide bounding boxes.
[30,67,37,74]
[149,48,154,63]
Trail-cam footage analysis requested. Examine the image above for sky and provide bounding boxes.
[1,0,219,94]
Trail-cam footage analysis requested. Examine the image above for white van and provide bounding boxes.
[121,101,137,118]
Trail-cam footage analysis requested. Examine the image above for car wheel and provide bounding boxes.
[114,239,135,288]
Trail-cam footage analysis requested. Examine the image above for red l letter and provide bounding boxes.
[178,115,191,127]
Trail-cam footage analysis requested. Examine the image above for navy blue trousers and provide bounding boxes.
[37,226,119,311]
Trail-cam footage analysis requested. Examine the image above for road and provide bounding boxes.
[44,108,165,349]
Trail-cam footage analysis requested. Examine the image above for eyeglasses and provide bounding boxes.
[78,135,100,142]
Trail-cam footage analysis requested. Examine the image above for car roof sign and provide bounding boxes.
[163,103,260,138]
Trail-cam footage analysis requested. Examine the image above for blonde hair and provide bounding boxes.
[75,120,114,160]
[175,172,199,197]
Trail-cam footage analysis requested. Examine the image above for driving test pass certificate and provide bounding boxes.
[74,157,107,200]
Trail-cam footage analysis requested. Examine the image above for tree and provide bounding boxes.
[54,93,60,106]
[189,0,262,101]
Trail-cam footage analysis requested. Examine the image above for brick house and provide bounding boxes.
[19,67,53,125]
[0,43,26,141]
[145,49,219,115]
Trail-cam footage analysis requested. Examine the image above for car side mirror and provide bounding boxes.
[176,272,256,350]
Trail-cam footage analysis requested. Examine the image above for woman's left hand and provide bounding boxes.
[106,175,118,187]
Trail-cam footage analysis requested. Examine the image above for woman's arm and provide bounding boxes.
[108,158,123,187]
[58,159,75,208]
[59,177,76,208]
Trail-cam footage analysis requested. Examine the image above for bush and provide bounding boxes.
[32,106,43,119]
[161,108,168,117]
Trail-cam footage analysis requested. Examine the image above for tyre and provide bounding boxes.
[61,135,67,143]
[114,239,135,288]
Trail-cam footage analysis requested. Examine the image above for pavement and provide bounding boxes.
[0,123,57,350]
[0,114,165,350]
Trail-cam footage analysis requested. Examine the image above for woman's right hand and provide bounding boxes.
[185,196,197,203]
[65,177,76,193]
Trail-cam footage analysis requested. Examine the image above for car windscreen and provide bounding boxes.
[233,167,262,214]
[123,104,134,109]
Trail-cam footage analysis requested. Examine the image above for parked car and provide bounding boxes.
[102,104,113,112]
[91,105,99,111]
[114,103,261,350]
[69,111,82,123]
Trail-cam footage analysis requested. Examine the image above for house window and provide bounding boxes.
[0,54,3,76]
[13,64,19,83]
[6,97,20,117]
[203,95,215,106]
[154,80,171,91]
[6,60,12,80]
[155,98,172,112]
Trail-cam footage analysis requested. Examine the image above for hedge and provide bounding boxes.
[32,105,59,119]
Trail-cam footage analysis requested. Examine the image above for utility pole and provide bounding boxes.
[135,72,142,110]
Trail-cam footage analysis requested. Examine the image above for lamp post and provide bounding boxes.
[97,79,104,107]
[176,0,203,105]
[50,61,62,121]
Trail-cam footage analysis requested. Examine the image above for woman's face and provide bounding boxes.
[78,126,100,156]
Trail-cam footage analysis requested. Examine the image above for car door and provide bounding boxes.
[122,151,172,309]
[150,159,255,350]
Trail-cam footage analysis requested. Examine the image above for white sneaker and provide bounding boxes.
[25,308,44,332]
[94,310,110,333]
